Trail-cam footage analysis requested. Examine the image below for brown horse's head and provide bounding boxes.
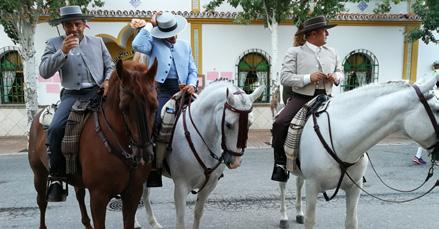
[107,59,158,161]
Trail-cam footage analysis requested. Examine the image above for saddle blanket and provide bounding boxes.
[285,95,330,175]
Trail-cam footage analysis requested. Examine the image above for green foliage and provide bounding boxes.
[205,0,438,44]
[410,0,438,44]
[0,0,105,47]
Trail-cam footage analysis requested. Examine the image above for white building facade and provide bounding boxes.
[0,0,438,136]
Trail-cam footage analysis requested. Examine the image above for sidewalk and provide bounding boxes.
[0,131,412,154]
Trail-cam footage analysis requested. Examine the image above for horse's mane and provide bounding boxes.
[335,81,410,103]
[106,61,155,109]
[197,78,240,99]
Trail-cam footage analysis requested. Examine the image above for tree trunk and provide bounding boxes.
[20,21,38,135]
[271,20,279,84]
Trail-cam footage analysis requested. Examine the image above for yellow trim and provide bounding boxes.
[191,23,203,75]
[95,24,132,46]
[410,39,419,83]
[39,15,421,27]
[192,0,200,12]
[402,40,409,81]
[402,25,420,82]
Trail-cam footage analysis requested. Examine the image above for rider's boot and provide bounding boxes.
[47,149,68,202]
[271,147,289,182]
[146,142,167,187]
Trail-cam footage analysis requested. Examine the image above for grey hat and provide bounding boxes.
[49,5,94,26]
[295,16,336,36]
[150,12,187,39]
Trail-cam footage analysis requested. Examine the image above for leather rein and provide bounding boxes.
[182,93,252,194]
[313,84,439,202]
[95,90,154,169]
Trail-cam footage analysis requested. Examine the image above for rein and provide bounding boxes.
[314,84,439,202]
[95,93,153,169]
[181,92,252,194]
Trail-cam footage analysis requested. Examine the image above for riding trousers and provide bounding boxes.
[272,89,327,165]
[47,86,99,174]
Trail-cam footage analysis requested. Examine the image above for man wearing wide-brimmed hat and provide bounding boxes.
[271,15,344,182]
[132,12,198,187]
[39,5,114,201]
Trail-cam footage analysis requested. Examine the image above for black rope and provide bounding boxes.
[366,152,434,192]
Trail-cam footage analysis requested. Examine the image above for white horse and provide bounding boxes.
[277,73,439,229]
[143,79,264,229]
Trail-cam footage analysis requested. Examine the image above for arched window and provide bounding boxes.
[237,49,271,103]
[341,49,379,92]
[0,47,24,104]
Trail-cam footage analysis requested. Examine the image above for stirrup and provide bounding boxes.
[46,179,68,202]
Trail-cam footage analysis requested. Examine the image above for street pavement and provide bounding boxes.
[1,140,439,228]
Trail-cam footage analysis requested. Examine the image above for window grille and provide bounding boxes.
[0,48,24,104]
[341,49,379,92]
[236,49,271,103]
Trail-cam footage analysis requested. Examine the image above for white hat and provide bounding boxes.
[150,12,187,39]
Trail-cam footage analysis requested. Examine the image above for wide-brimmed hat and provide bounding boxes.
[295,16,336,36]
[151,12,187,39]
[49,5,94,26]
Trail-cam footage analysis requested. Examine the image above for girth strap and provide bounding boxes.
[312,112,356,201]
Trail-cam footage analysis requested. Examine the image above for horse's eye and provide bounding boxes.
[225,122,233,129]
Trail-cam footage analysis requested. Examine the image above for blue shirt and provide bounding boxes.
[132,23,198,86]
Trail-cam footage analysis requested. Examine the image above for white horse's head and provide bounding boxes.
[404,71,439,149]
[198,79,264,169]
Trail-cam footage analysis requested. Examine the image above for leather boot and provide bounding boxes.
[271,147,289,182]
[147,169,162,187]
[47,149,68,202]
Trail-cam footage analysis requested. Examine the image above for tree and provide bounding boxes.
[370,0,438,44]
[0,0,104,133]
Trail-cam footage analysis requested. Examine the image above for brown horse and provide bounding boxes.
[28,59,158,229]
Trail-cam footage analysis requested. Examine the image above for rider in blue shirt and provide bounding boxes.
[132,12,198,187]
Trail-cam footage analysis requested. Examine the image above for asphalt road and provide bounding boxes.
[1,144,439,229]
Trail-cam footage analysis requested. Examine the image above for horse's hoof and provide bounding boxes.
[279,219,289,228]
[296,215,304,224]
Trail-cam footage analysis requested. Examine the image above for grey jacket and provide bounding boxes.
[280,44,343,96]
[39,35,114,90]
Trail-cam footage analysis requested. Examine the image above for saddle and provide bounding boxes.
[155,92,196,169]
[284,94,330,175]
[41,97,100,176]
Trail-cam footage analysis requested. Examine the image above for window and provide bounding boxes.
[341,49,379,92]
[237,50,271,103]
[0,48,24,104]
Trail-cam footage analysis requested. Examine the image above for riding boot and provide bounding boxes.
[271,146,289,182]
[146,143,164,188]
[47,147,68,202]
[146,169,163,187]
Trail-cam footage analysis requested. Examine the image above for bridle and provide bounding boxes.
[314,84,439,202]
[412,84,439,152]
[182,91,252,194]
[95,86,154,169]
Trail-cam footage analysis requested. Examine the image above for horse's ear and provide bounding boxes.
[248,85,265,102]
[145,58,158,83]
[417,71,439,93]
[116,59,125,80]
